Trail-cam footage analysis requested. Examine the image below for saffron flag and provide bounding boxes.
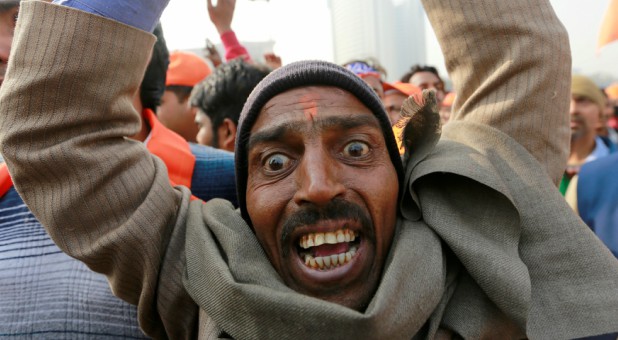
[598,0,618,51]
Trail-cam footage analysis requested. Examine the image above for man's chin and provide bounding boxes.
[312,288,373,311]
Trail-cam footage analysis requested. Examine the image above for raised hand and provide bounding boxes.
[204,39,223,67]
[207,0,236,34]
[263,52,282,70]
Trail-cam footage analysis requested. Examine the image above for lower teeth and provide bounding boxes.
[304,247,357,270]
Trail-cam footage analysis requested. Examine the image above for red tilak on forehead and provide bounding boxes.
[299,93,320,121]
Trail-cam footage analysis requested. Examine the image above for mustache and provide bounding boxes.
[281,198,373,257]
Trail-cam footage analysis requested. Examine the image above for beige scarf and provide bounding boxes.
[184,94,618,339]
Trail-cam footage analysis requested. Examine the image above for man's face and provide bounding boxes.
[245,86,399,311]
[570,94,602,140]
[409,71,444,102]
[383,91,406,125]
[0,5,18,87]
[603,100,614,123]
[361,75,384,99]
[158,90,200,143]
[195,109,215,147]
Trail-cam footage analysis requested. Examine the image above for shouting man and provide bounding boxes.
[1,0,617,339]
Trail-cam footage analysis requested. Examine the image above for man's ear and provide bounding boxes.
[596,107,607,130]
[218,118,237,152]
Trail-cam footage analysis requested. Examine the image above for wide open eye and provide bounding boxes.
[264,153,291,172]
[343,141,370,158]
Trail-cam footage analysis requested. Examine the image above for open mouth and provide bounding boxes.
[297,228,361,270]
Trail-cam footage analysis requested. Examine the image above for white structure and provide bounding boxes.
[328,0,427,82]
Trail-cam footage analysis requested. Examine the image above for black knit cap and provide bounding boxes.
[0,0,20,11]
[235,60,404,224]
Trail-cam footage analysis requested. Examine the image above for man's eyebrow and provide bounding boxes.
[248,123,296,150]
[248,114,381,150]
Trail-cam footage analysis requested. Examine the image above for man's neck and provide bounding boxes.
[568,134,596,165]
[129,96,150,142]
[129,115,150,142]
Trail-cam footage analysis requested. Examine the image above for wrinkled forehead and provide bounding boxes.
[250,85,380,135]
[410,71,441,86]
[260,86,360,114]
[251,86,377,131]
[571,93,599,106]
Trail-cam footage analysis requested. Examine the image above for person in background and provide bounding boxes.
[158,51,211,142]
[440,91,456,125]
[206,0,283,70]
[1,16,238,337]
[382,81,420,125]
[598,91,618,145]
[208,0,251,63]
[192,0,277,152]
[191,59,270,152]
[400,64,446,103]
[209,0,283,67]
[600,85,618,145]
[127,23,239,205]
[6,3,134,338]
[263,52,283,70]
[564,83,618,264]
[344,59,387,99]
[566,152,618,259]
[560,75,613,195]
[605,83,618,108]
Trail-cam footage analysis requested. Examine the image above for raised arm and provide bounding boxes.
[207,0,252,62]
[0,2,196,338]
[423,0,571,185]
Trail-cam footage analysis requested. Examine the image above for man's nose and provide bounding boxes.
[293,149,345,207]
[569,99,578,116]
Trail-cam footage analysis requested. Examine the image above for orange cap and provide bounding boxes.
[605,83,618,100]
[442,92,456,107]
[383,81,420,97]
[166,51,211,87]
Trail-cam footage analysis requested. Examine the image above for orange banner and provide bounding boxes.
[598,0,618,51]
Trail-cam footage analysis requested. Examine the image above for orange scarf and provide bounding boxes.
[142,108,196,190]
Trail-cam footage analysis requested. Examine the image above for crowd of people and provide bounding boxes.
[0,0,617,338]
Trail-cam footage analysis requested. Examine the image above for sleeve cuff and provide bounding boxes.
[51,0,167,32]
[220,30,251,62]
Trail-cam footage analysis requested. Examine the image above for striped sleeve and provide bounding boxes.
[0,2,197,338]
[423,0,571,185]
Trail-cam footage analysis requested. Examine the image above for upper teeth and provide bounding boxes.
[299,229,356,249]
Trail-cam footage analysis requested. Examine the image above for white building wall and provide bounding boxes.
[328,0,427,82]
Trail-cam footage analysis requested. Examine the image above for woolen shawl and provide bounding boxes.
[184,94,618,338]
